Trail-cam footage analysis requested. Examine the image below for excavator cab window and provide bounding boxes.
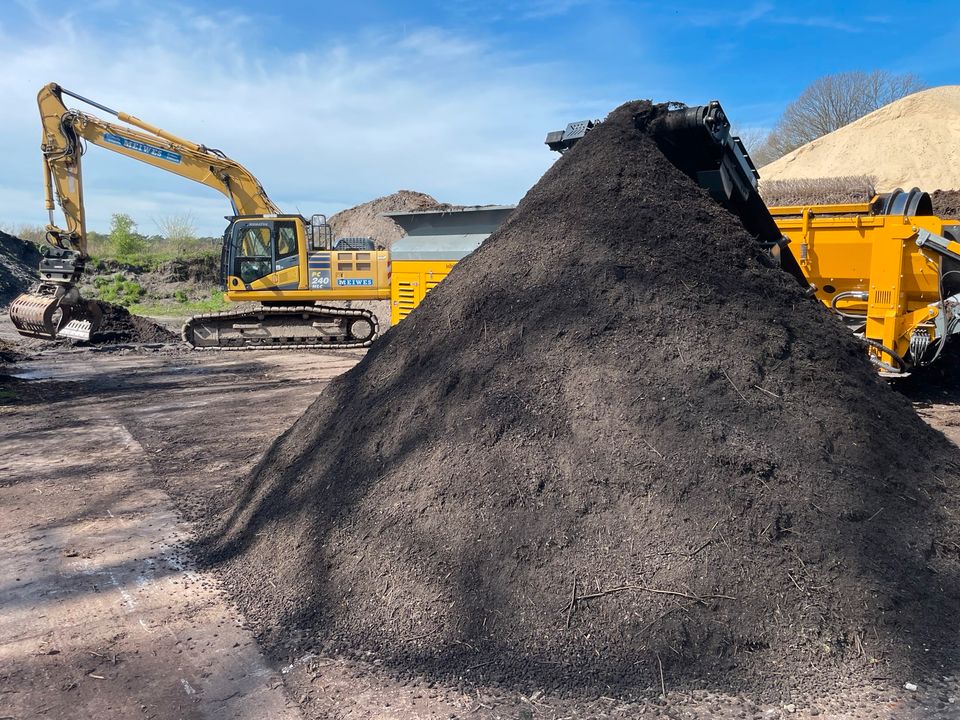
[234,223,273,284]
[275,222,299,271]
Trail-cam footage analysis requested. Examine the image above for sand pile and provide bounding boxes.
[328,190,438,249]
[761,86,960,192]
[206,101,960,698]
[91,302,177,345]
[0,231,41,307]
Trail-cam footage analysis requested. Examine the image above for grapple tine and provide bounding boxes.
[57,300,102,341]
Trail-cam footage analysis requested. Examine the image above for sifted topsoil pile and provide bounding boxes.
[933,189,960,218]
[206,101,960,699]
[91,302,177,345]
[761,86,960,192]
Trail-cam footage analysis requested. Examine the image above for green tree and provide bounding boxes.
[109,213,146,258]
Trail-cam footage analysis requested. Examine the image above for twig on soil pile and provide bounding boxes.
[575,584,735,604]
[684,539,712,558]
[565,576,578,628]
[467,660,494,671]
[786,571,804,593]
[720,367,748,402]
[657,652,666,696]
[753,384,780,399]
[642,439,663,459]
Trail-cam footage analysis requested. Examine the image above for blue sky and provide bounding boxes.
[0,0,957,236]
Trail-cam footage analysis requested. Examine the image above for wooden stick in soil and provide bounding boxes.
[576,584,735,604]
[565,576,578,628]
[720,367,748,402]
[657,653,666,696]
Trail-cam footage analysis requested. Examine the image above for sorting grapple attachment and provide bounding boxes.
[9,287,102,341]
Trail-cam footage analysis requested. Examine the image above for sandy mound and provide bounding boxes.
[0,231,41,308]
[328,190,438,249]
[205,101,960,700]
[761,86,960,192]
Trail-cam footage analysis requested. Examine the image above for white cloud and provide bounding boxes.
[0,4,606,236]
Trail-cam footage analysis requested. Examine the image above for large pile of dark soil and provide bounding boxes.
[933,189,960,218]
[205,101,960,699]
[91,302,177,345]
[0,231,41,307]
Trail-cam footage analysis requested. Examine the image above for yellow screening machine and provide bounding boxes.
[384,206,514,325]
[771,192,960,374]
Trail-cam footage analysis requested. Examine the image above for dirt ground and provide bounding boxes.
[4,320,960,719]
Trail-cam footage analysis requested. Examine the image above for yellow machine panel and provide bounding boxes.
[385,205,514,326]
[390,261,455,325]
[772,196,960,373]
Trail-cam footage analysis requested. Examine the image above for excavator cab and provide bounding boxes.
[221,216,305,293]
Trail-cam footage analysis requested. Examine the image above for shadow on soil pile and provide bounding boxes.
[200,101,960,700]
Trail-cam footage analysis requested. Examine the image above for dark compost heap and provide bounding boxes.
[91,302,177,345]
[205,101,960,698]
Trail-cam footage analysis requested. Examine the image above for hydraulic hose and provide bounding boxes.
[861,337,906,373]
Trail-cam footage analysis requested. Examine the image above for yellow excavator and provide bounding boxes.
[9,83,389,348]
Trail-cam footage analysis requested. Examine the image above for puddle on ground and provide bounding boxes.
[9,367,60,381]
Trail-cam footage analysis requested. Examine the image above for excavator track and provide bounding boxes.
[182,305,379,350]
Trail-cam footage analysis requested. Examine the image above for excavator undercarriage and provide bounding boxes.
[182,305,378,350]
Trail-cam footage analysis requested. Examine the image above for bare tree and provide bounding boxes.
[731,126,779,167]
[156,211,199,253]
[759,70,926,164]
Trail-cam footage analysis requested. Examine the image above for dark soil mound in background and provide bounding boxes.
[328,190,438,249]
[91,302,177,344]
[0,231,41,307]
[156,255,221,285]
[933,189,960,218]
[204,101,960,699]
[760,176,876,207]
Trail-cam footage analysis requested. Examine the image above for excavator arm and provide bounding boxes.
[11,82,282,340]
